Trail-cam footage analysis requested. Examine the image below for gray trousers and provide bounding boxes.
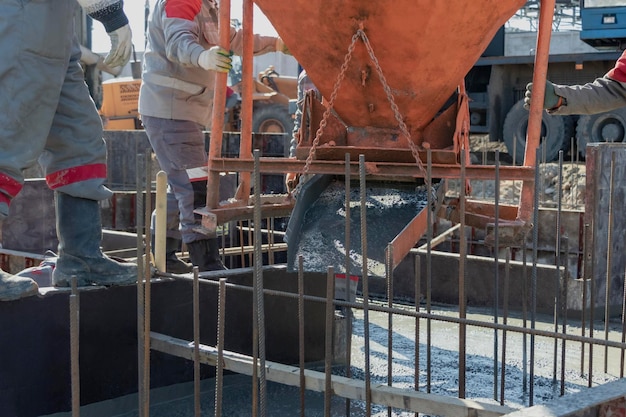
[142,115,209,244]
[0,0,110,218]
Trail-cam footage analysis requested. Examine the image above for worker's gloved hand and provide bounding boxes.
[276,37,291,55]
[104,24,133,68]
[524,81,560,110]
[198,46,232,72]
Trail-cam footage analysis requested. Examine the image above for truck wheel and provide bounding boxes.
[576,108,626,159]
[252,103,294,135]
[503,100,573,165]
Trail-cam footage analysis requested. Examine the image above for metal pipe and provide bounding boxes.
[154,171,167,272]
[206,0,231,209]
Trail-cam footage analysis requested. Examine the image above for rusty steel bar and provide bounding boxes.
[518,0,556,224]
[605,152,616,373]
[324,266,334,417]
[360,154,372,416]
[414,255,421,417]
[458,147,467,399]
[193,266,201,417]
[70,277,80,417]
[553,151,564,384]
[135,153,146,417]
[386,243,394,417]
[205,0,231,209]
[529,148,541,406]
[561,236,569,397]
[492,151,501,401]
[254,150,267,417]
[426,148,433,394]
[344,153,353,417]
[207,157,535,181]
[215,277,227,417]
[298,256,306,417]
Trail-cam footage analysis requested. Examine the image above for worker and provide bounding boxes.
[139,0,290,272]
[0,0,136,301]
[525,50,626,115]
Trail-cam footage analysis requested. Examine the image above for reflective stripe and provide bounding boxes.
[0,192,11,206]
[0,173,22,198]
[143,72,204,95]
[186,166,208,182]
[46,163,107,189]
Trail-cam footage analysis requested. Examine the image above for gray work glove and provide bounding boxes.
[105,24,132,68]
[198,46,232,72]
[524,81,561,110]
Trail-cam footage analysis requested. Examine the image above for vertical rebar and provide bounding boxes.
[426,148,433,394]
[359,154,372,415]
[298,255,306,417]
[522,240,528,393]
[604,152,616,373]
[386,244,394,417]
[215,278,227,417]
[253,149,267,417]
[344,153,352,417]
[560,236,569,397]
[193,267,201,417]
[458,148,467,399]
[70,277,80,417]
[493,150,500,401]
[553,151,563,385]
[324,266,335,417]
[414,255,421,417]
[581,223,589,376]
[529,147,541,406]
[135,153,146,417]
[143,152,153,415]
[500,249,511,406]
[589,219,597,387]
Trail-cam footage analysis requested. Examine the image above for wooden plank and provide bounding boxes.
[151,332,513,417]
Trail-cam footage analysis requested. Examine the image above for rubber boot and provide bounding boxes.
[164,237,192,274]
[0,268,38,301]
[186,238,227,272]
[52,192,137,287]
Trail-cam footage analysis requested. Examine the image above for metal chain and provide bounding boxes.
[358,29,427,177]
[295,26,427,194]
[295,31,361,195]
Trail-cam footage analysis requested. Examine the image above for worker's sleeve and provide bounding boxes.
[229,28,277,56]
[77,0,128,33]
[550,77,626,116]
[160,0,205,67]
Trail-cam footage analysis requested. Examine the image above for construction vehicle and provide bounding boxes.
[97,63,297,135]
[468,0,626,162]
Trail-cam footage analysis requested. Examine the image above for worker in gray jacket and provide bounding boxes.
[139,0,289,272]
[525,49,626,115]
[0,0,136,301]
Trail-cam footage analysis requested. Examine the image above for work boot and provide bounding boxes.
[164,237,193,274]
[0,268,38,301]
[187,238,227,272]
[52,192,137,287]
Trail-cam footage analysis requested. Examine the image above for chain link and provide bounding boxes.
[295,27,427,194]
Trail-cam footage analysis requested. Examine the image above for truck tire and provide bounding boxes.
[252,103,294,135]
[503,100,573,165]
[576,108,626,159]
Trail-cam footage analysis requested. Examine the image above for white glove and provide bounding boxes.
[198,46,232,72]
[104,24,132,68]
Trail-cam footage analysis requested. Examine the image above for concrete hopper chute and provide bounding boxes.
[255,0,526,144]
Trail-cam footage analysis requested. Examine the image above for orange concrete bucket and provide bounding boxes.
[255,0,525,137]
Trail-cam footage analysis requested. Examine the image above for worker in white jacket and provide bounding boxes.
[0,0,136,301]
[139,0,289,272]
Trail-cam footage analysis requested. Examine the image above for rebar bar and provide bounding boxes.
[529,147,541,406]
[360,154,372,415]
[135,153,146,417]
[386,243,394,417]
[344,152,353,417]
[324,266,334,417]
[298,255,306,417]
[426,148,433,394]
[493,150,500,401]
[70,277,80,417]
[193,266,201,417]
[215,277,227,417]
[458,149,467,399]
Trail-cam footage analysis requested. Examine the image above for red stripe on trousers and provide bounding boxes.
[46,163,107,189]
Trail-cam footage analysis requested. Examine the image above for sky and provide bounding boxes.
[91,0,278,53]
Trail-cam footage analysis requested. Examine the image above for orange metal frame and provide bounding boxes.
[200,0,556,270]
